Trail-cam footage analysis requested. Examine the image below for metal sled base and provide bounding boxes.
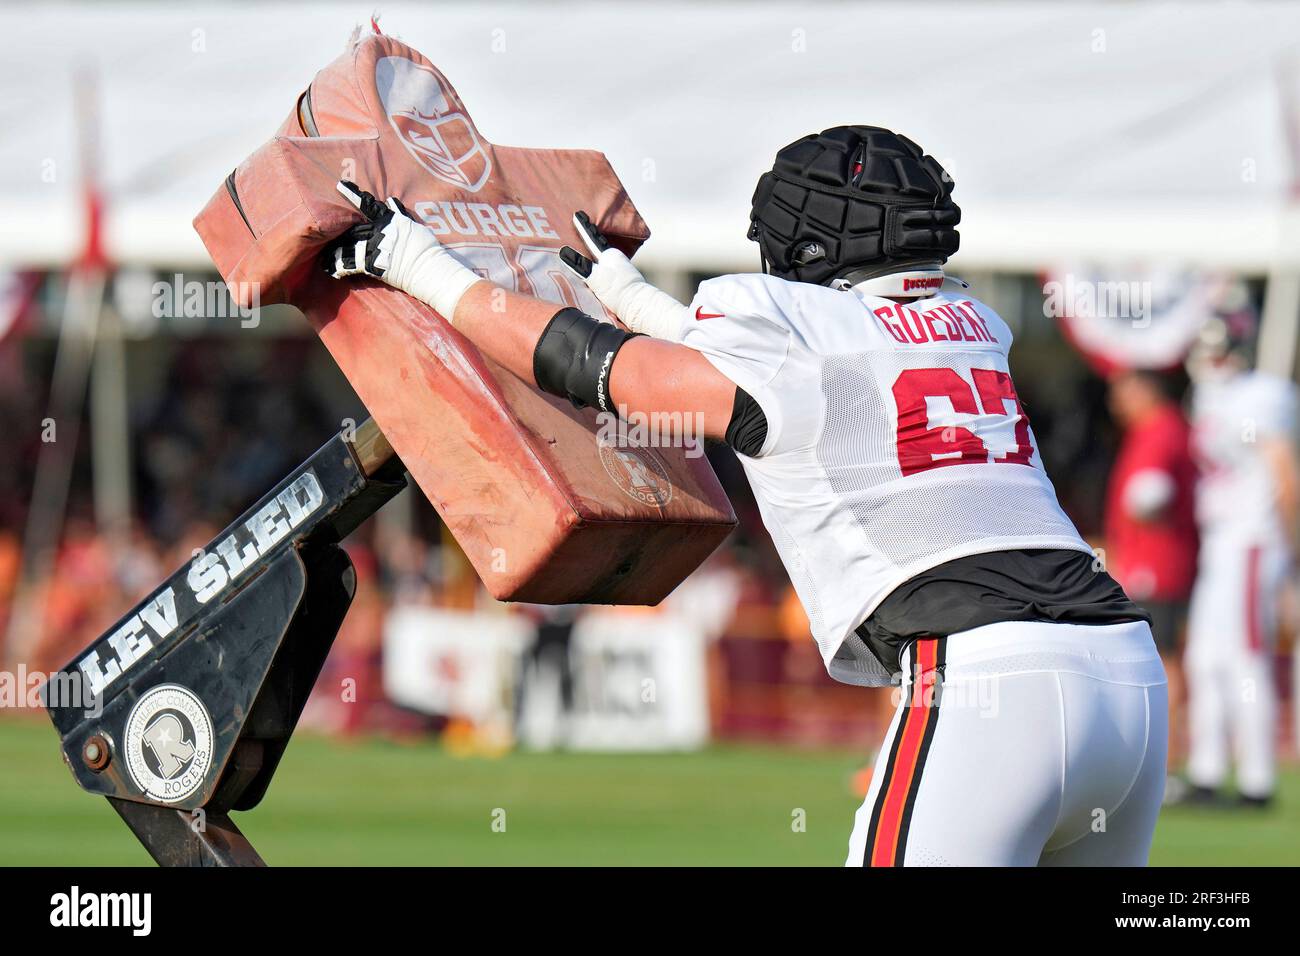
[46,419,404,866]
[110,797,266,867]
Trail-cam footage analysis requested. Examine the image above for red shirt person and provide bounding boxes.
[1104,370,1198,650]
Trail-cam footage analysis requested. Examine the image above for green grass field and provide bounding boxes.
[1,716,1295,865]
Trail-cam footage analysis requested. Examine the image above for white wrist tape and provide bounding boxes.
[585,247,691,342]
[376,205,483,322]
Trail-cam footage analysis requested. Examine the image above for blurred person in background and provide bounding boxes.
[1182,290,1299,807]
[514,603,580,747]
[1104,369,1197,792]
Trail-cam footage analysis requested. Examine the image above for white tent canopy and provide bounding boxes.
[3,0,1299,273]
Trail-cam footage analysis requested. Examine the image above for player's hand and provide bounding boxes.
[325,181,397,280]
[560,211,691,342]
[324,181,432,284]
[324,181,482,320]
[560,211,650,316]
[558,211,612,278]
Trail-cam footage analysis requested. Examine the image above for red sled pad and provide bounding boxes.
[193,34,736,604]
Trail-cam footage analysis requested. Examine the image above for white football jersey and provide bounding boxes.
[680,274,1091,686]
[1190,369,1297,544]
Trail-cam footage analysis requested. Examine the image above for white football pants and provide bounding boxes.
[1185,536,1287,799]
[846,620,1167,866]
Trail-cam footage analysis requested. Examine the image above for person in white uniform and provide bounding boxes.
[323,125,1166,865]
[1184,304,1298,806]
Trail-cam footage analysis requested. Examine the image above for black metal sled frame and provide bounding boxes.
[44,419,404,866]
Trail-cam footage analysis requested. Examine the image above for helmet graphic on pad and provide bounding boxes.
[377,56,491,192]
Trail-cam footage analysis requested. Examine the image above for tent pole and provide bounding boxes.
[4,268,105,669]
[90,299,132,548]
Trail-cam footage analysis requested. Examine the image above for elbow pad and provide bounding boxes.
[533,308,640,413]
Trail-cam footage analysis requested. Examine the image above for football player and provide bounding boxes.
[1183,294,1298,807]
[325,126,1166,865]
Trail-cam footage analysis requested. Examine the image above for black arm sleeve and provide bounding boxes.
[532,307,640,413]
[725,387,769,456]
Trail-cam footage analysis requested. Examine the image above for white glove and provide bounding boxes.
[325,181,483,322]
[560,211,691,342]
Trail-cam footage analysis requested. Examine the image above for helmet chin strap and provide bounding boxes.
[830,265,968,299]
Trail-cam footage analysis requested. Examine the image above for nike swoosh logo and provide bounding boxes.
[695,307,725,320]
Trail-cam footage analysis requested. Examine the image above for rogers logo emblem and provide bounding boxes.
[597,441,674,508]
[123,684,214,805]
[376,56,491,192]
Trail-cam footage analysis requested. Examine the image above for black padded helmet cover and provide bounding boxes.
[748,126,960,286]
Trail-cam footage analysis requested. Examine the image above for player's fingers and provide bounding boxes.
[323,244,346,278]
[573,211,611,257]
[337,180,365,209]
[559,245,594,279]
[386,196,414,220]
[337,180,388,222]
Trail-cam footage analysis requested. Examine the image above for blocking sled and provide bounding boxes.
[47,32,735,865]
[195,32,736,604]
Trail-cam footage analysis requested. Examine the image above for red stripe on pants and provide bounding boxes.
[1246,546,1261,652]
[870,639,940,867]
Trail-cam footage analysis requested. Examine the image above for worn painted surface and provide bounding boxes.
[196,34,735,604]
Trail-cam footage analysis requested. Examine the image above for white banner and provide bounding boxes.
[564,611,708,752]
[382,605,528,726]
[382,605,708,751]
